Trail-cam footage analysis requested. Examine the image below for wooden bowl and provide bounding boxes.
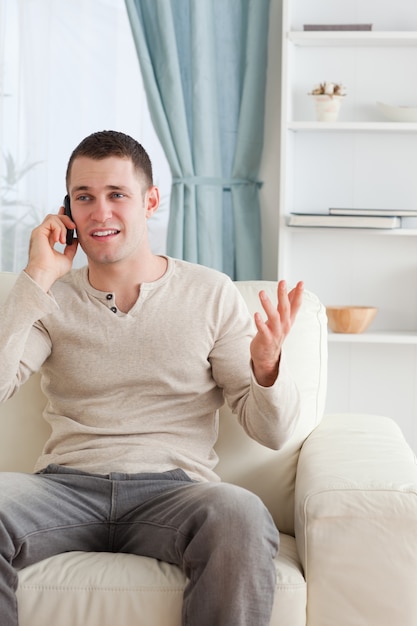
[326,306,377,334]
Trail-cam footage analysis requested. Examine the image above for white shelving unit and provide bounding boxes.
[279,0,417,451]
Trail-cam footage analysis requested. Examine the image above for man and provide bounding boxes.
[0,130,304,626]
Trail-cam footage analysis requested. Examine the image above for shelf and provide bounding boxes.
[328,331,417,345]
[288,121,417,133]
[288,31,417,47]
[287,226,417,236]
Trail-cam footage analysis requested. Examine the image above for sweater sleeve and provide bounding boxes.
[209,281,300,450]
[0,271,56,402]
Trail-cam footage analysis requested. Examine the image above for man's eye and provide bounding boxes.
[77,195,90,202]
[112,192,125,199]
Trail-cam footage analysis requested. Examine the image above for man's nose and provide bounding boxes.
[90,199,112,222]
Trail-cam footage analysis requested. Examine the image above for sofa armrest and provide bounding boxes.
[294,413,417,626]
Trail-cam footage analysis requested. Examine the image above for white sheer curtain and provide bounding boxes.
[0,0,170,271]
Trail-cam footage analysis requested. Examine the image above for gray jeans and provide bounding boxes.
[0,465,279,626]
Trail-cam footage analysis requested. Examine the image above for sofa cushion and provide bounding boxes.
[17,533,306,626]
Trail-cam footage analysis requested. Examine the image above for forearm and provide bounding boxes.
[230,354,301,450]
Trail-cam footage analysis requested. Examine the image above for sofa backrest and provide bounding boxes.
[0,273,327,536]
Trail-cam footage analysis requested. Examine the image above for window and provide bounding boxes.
[0,0,170,271]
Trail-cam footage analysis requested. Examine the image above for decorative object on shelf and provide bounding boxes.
[377,101,417,123]
[303,24,372,31]
[309,82,346,122]
[326,306,378,334]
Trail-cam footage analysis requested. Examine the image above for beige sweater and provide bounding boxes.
[0,258,300,481]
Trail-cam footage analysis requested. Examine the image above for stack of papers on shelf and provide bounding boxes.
[329,208,417,216]
[329,208,417,229]
[288,208,417,229]
[288,212,401,229]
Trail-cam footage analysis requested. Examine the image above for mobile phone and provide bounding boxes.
[64,195,75,245]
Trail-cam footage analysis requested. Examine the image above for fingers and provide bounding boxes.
[258,289,278,323]
[25,211,78,292]
[251,281,304,387]
[287,280,304,321]
[257,280,304,335]
[52,218,67,246]
[28,213,77,270]
[44,213,75,246]
[276,281,291,333]
[253,308,269,336]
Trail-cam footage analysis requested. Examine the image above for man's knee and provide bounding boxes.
[191,482,278,554]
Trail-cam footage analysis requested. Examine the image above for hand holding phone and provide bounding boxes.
[64,195,75,245]
[24,200,78,292]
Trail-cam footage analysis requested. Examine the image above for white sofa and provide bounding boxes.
[1,271,417,626]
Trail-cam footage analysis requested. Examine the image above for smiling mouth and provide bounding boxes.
[91,230,120,238]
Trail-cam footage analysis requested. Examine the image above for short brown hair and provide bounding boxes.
[66,130,154,191]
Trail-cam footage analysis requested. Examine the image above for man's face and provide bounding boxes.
[67,156,158,267]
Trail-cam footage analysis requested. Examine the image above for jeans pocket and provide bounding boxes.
[163,468,195,483]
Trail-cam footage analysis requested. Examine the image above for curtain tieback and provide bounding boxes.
[172,176,262,191]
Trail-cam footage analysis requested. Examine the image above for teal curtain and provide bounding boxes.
[125,0,270,279]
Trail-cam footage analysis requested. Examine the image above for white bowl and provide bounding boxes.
[377,101,417,123]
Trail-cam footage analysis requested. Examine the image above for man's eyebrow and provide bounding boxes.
[71,185,131,193]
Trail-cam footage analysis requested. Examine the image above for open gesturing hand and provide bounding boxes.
[250,280,304,387]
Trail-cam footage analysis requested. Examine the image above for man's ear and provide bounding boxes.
[145,186,160,219]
